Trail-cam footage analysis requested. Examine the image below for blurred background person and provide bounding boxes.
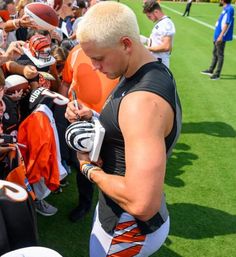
[69,0,87,41]
[182,0,193,17]
[142,0,176,68]
[201,0,234,80]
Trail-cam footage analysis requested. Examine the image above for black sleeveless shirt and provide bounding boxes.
[99,61,182,234]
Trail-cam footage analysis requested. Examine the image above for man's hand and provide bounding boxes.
[216,35,223,44]
[7,89,24,101]
[78,152,103,168]
[4,41,25,61]
[77,152,91,163]
[20,14,38,29]
[65,100,93,123]
[78,153,103,182]
[50,29,63,43]
[23,65,38,79]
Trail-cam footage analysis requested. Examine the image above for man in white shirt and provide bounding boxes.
[142,0,175,68]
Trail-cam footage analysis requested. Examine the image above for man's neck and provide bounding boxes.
[156,14,166,23]
[124,44,156,78]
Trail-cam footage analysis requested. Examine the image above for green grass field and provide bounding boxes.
[37,1,236,256]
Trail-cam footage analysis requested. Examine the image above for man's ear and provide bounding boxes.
[120,37,132,51]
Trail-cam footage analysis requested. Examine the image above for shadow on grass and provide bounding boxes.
[220,74,236,80]
[165,121,236,187]
[168,203,236,239]
[182,121,236,137]
[151,244,183,257]
[166,143,198,188]
[151,203,236,256]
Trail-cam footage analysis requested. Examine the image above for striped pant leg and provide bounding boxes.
[90,204,169,257]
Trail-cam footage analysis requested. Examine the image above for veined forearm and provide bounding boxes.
[89,168,157,221]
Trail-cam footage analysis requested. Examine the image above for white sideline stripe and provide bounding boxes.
[162,4,236,39]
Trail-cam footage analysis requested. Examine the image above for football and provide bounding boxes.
[47,0,63,11]
[24,3,59,30]
[4,75,30,95]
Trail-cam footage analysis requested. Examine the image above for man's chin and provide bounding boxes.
[105,73,119,80]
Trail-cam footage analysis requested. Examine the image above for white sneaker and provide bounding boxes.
[201,69,213,76]
[35,199,58,216]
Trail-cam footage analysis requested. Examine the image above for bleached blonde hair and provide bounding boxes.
[76,1,140,48]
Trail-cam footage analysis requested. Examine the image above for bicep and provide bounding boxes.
[119,92,173,203]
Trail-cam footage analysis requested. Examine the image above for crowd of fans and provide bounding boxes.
[0,0,101,254]
[0,0,103,220]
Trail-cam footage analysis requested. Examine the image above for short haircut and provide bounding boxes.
[223,0,231,4]
[76,1,140,48]
[143,0,162,14]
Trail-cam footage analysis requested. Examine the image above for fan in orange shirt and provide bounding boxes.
[60,44,118,113]
[59,43,118,222]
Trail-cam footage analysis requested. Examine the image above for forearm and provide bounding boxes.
[0,55,10,65]
[147,43,171,53]
[5,61,24,75]
[147,35,172,53]
[89,168,138,216]
[218,24,229,40]
[87,166,159,221]
[79,148,165,221]
[3,19,21,32]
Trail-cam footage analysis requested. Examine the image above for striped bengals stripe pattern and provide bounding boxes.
[31,36,50,50]
[107,220,146,257]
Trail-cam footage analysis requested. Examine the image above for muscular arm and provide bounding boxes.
[147,36,173,53]
[1,19,21,32]
[0,55,9,65]
[1,15,37,32]
[5,61,38,79]
[90,91,174,221]
[5,61,24,74]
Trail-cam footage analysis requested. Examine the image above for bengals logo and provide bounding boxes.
[0,180,28,202]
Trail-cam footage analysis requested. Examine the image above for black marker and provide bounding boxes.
[72,90,79,110]
[71,90,81,120]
